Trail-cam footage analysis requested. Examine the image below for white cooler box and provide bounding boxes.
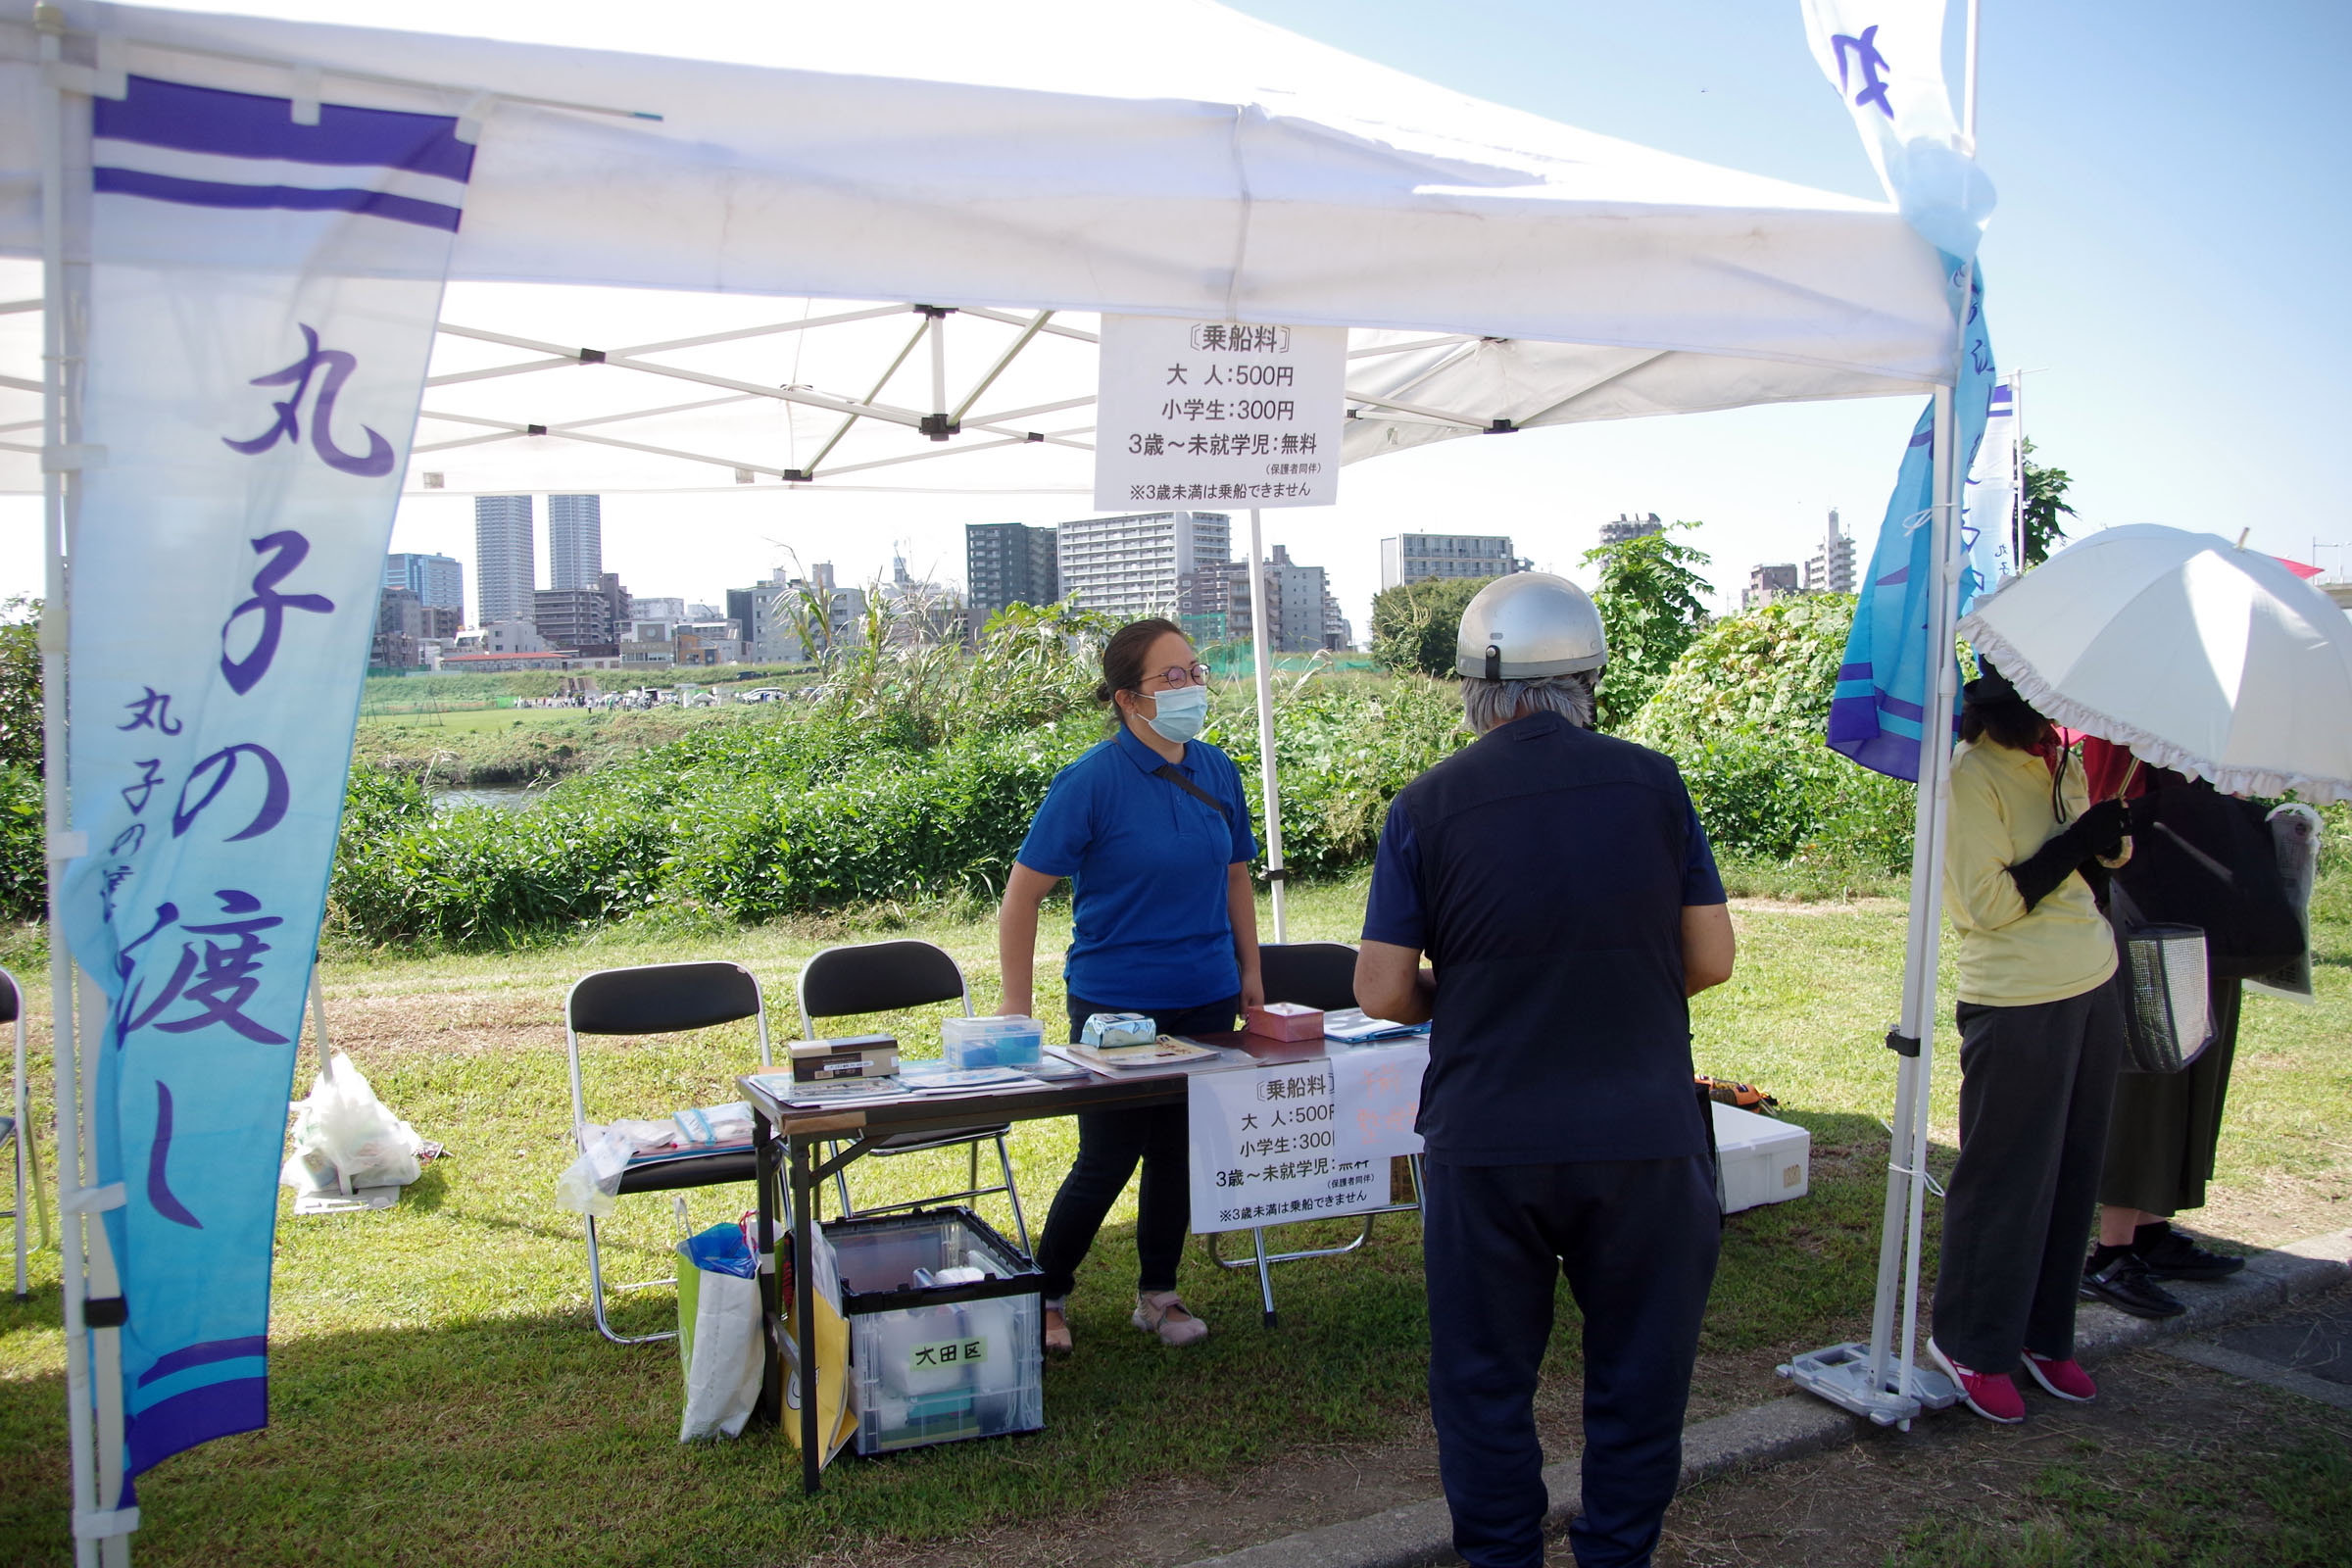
[1710,1102,1809,1213]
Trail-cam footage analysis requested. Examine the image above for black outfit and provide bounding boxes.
[1033,992,1239,1299]
[1366,712,1725,1568]
[1932,982,2128,1370]
[2099,781,2300,1217]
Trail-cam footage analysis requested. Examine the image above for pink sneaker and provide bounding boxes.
[2022,1350,2096,1402]
[1928,1338,2025,1423]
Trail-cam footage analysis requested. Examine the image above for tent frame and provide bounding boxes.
[26,0,1987,1548]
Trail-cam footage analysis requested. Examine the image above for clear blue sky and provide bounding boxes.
[1230,0,2352,575]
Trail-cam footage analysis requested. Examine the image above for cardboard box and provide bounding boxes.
[1246,1002,1326,1042]
[1710,1101,1809,1213]
[790,1035,899,1082]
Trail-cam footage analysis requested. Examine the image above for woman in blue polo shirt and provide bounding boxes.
[997,617,1261,1353]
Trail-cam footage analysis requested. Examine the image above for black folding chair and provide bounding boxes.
[799,940,1030,1255]
[1203,941,1427,1325]
[565,960,771,1345]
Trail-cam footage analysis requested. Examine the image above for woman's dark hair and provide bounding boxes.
[1094,617,1186,708]
[1959,688,2052,751]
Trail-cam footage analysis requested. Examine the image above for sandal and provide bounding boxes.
[1043,1298,1073,1355]
[1132,1290,1208,1348]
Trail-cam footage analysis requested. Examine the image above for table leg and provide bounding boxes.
[752,1109,780,1427]
[793,1132,821,1494]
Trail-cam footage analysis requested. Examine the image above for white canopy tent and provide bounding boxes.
[0,0,1977,1554]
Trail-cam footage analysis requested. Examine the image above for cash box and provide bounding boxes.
[941,1015,1045,1070]
[1081,1012,1156,1049]
[1246,1002,1326,1042]
[790,1034,899,1082]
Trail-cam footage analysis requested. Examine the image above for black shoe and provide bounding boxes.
[2135,1226,2247,1282]
[2080,1251,2186,1319]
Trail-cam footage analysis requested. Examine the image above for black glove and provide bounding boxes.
[2009,799,2130,912]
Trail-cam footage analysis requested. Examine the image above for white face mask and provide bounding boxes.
[1140,683,1207,745]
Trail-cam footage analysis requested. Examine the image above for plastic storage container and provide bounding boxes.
[1709,1101,1810,1214]
[940,1015,1046,1070]
[829,1206,1044,1456]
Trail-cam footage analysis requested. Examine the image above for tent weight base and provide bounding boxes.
[1779,1342,1961,1427]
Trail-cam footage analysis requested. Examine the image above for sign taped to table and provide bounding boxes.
[1188,1060,1381,1233]
[1331,1041,1429,1161]
[1094,316,1345,510]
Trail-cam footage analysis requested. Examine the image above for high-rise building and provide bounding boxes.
[534,572,628,655]
[1743,563,1801,610]
[547,494,604,591]
[965,521,1061,632]
[1598,512,1664,549]
[1056,511,1230,620]
[1378,533,1520,590]
[1804,508,1856,595]
[1267,544,1329,654]
[473,495,535,627]
[1177,559,1272,647]
[383,551,465,616]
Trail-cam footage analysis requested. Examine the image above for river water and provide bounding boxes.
[429,782,546,812]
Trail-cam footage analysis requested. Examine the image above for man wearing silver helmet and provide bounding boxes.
[1355,572,1736,1568]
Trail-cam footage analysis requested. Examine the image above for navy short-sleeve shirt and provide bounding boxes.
[1016,725,1258,1010]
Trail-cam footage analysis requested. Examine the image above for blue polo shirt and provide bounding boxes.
[1016,726,1258,1009]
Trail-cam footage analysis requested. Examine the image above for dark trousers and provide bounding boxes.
[1422,1155,1720,1568]
[1033,992,1239,1300]
[1932,979,2126,1372]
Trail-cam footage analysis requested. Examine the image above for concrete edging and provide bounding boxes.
[1176,1228,2352,1568]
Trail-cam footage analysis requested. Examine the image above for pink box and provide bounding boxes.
[1247,1003,1326,1042]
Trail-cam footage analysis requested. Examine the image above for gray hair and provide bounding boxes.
[1460,671,1598,735]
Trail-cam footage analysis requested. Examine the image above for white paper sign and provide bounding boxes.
[1331,1042,1430,1160]
[1094,316,1345,511]
[1188,1060,1385,1234]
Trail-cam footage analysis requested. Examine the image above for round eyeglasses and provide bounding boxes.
[1142,662,1209,690]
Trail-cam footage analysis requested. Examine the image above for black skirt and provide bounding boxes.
[2097,977,2242,1216]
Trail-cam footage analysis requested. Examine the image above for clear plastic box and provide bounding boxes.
[940,1014,1046,1070]
[830,1207,1044,1456]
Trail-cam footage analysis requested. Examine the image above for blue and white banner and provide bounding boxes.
[1798,0,1995,260]
[1826,259,1997,781]
[60,74,471,1477]
[1964,378,2020,584]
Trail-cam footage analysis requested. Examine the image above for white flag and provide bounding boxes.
[1798,0,1994,258]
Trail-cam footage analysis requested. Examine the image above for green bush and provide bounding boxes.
[0,762,44,922]
[1368,577,1491,678]
[1628,596,1916,870]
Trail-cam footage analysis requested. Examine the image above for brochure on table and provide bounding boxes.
[1186,1040,1429,1234]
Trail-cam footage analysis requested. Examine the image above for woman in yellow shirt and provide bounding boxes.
[1927,663,2130,1425]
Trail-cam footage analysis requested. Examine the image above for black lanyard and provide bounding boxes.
[1152,764,1230,821]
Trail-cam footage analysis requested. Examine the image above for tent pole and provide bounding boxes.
[1243,510,1286,942]
[34,9,100,1562]
[1864,383,1958,1407]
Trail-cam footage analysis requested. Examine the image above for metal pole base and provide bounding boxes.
[1780,1342,1961,1427]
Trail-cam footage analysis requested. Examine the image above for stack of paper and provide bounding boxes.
[1321,1008,1430,1044]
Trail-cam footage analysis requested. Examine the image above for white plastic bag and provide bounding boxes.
[280,1052,425,1196]
[679,1227,765,1442]
[554,1119,681,1217]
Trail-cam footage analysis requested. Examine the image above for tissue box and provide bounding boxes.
[790,1034,899,1082]
[1081,1012,1156,1049]
[942,1015,1045,1070]
[1247,1002,1326,1042]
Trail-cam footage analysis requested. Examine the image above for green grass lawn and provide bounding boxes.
[1,868,2345,1566]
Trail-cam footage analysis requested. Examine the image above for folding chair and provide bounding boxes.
[799,939,1030,1255]
[565,960,772,1345]
[4,967,42,1302]
[1205,941,1426,1326]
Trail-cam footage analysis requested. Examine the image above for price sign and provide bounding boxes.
[1094,315,1346,511]
[1187,1059,1385,1234]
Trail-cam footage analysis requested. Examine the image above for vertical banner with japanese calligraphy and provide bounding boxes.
[59,75,473,1476]
[1094,317,1346,511]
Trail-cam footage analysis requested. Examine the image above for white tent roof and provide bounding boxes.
[0,0,1956,494]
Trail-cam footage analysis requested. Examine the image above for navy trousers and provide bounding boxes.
[1033,992,1239,1300]
[1422,1155,1720,1568]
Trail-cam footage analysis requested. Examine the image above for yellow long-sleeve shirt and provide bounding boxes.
[1942,740,2120,1006]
